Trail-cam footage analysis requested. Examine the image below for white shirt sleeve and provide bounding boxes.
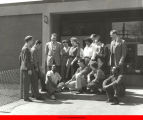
[57,73,62,81]
[46,71,52,76]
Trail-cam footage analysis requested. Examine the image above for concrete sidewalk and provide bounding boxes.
[0,87,143,115]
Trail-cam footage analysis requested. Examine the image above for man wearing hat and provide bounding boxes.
[19,35,33,102]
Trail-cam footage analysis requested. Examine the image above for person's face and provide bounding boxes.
[77,61,83,67]
[94,36,100,43]
[29,39,34,47]
[63,42,68,47]
[85,41,90,46]
[51,65,56,71]
[51,35,57,42]
[110,32,117,40]
[97,58,103,66]
[71,40,76,46]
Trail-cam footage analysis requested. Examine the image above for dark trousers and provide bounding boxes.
[105,82,125,100]
[105,85,115,100]
[20,70,31,99]
[31,68,40,98]
[37,70,46,90]
[31,68,47,97]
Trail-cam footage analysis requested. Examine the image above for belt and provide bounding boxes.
[84,56,91,59]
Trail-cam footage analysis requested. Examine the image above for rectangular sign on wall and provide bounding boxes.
[137,44,143,56]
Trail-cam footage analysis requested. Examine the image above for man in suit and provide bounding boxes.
[19,35,33,102]
[109,30,127,73]
[45,33,62,73]
[31,40,46,100]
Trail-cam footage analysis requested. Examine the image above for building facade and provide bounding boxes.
[0,0,143,86]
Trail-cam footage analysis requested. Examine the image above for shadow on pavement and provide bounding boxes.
[120,91,143,106]
[38,90,143,106]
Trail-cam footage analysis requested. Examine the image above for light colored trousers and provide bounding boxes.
[67,73,87,91]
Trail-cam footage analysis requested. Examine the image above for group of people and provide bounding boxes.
[20,29,127,105]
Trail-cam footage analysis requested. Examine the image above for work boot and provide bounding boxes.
[111,97,119,105]
[24,98,33,102]
[75,90,83,94]
[106,98,114,103]
[50,95,56,100]
[36,96,44,100]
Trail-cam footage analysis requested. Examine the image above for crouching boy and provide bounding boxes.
[103,66,125,105]
[45,64,61,100]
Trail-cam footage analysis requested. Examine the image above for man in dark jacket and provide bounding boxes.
[31,40,46,100]
[20,35,33,102]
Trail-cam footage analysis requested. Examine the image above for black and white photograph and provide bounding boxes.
[0,0,143,115]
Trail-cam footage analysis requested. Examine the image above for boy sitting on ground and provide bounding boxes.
[103,66,126,105]
[87,61,105,94]
[45,64,61,100]
[62,59,91,94]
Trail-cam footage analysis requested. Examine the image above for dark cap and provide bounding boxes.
[90,34,100,38]
[110,30,118,35]
[35,40,42,45]
[70,37,78,43]
[24,35,33,42]
[62,39,68,43]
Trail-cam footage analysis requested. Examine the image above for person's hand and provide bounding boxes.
[28,70,32,75]
[65,81,69,86]
[119,61,123,66]
[71,61,74,66]
[66,61,69,67]
[103,85,109,90]
[65,80,71,85]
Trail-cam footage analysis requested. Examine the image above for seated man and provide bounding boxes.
[45,64,61,100]
[103,66,126,105]
[87,61,105,94]
[65,58,91,94]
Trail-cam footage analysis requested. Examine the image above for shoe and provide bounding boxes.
[36,96,44,100]
[61,87,69,92]
[24,98,33,102]
[106,98,114,103]
[82,87,87,92]
[50,95,56,100]
[41,89,47,92]
[31,95,35,98]
[111,97,119,105]
[75,90,83,94]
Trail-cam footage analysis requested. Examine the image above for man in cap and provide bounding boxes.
[19,35,33,102]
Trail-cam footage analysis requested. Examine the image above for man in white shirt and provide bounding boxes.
[83,37,93,65]
[45,64,61,100]
[90,34,104,61]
